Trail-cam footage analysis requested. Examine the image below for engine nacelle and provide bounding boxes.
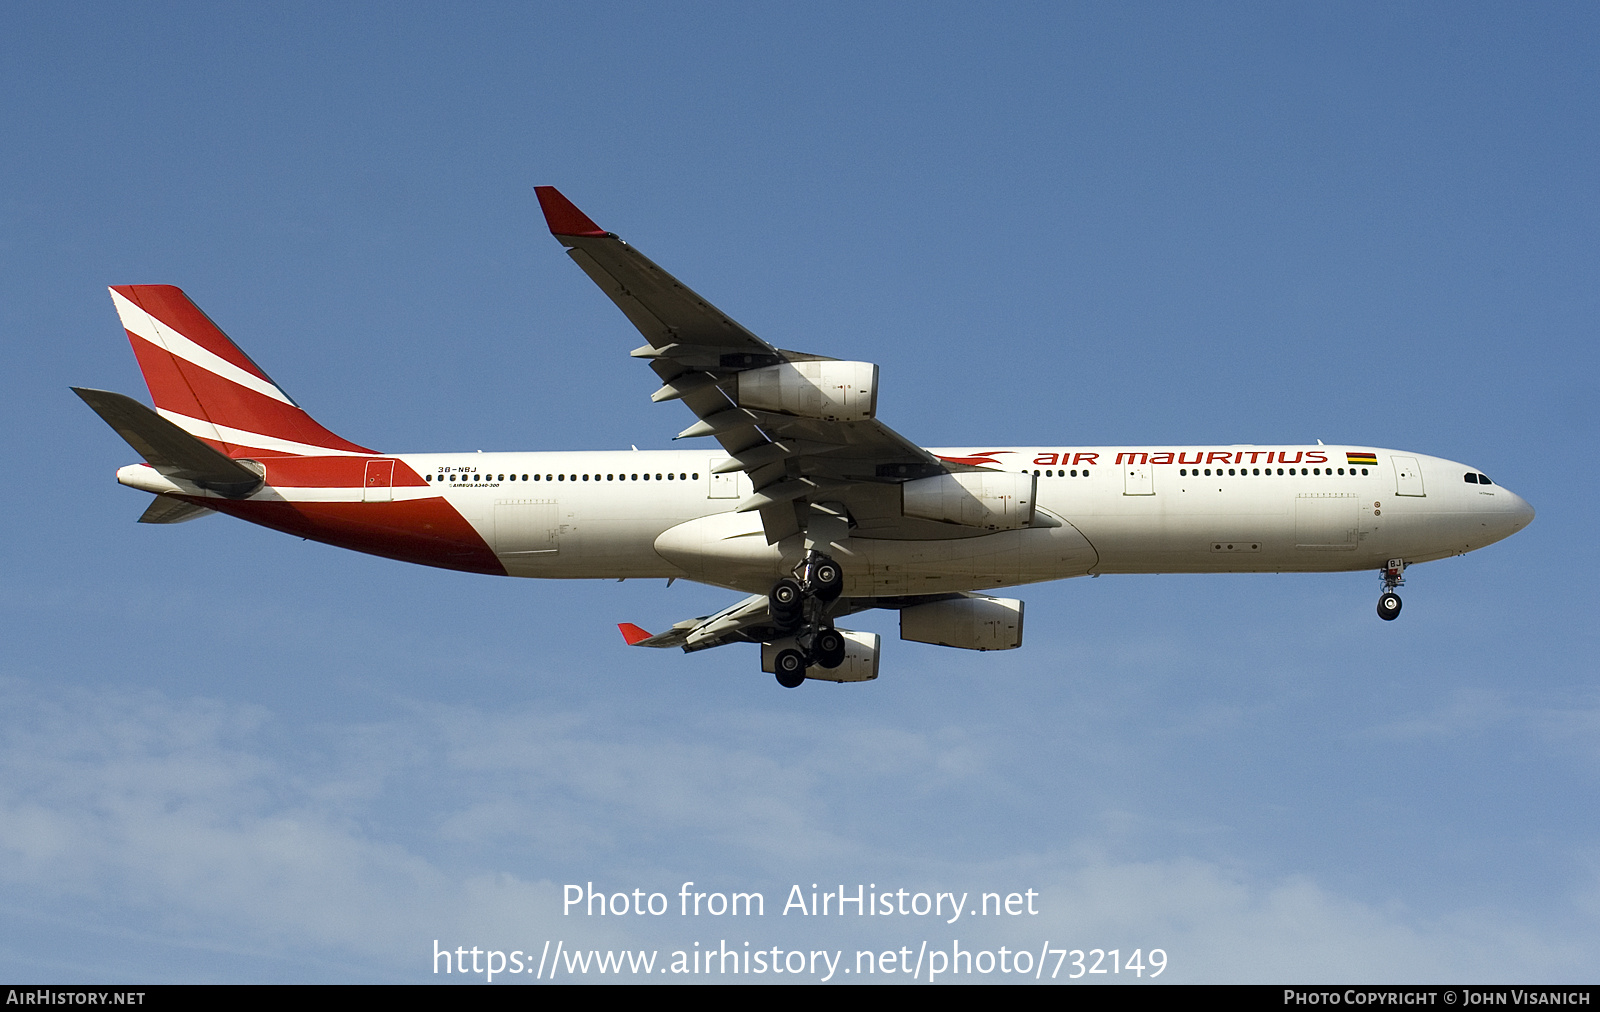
[901,470,1036,531]
[900,595,1025,651]
[735,361,878,421]
[762,630,879,683]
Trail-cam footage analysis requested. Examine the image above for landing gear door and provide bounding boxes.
[1392,456,1425,497]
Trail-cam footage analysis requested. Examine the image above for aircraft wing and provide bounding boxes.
[618,592,966,653]
[618,593,781,652]
[537,187,948,544]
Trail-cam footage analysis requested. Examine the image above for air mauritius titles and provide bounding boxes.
[565,882,1039,925]
[1029,449,1349,466]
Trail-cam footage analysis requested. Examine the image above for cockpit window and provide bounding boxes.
[1464,472,1479,484]
[1477,473,1493,485]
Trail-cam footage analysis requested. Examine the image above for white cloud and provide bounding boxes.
[1,676,1596,982]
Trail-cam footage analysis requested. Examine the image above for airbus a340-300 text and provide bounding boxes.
[76,187,1534,687]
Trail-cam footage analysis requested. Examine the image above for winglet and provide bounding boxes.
[536,186,609,238]
[618,622,654,646]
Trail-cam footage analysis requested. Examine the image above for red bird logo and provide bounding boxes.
[934,450,1014,467]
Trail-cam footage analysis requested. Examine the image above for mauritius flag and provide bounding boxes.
[1347,451,1378,466]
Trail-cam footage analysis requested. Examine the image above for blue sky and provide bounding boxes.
[3,2,1597,983]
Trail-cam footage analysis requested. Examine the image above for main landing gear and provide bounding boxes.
[768,552,845,688]
[1377,559,1405,621]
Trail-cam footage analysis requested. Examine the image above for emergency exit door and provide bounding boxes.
[363,459,395,502]
[1391,456,1425,497]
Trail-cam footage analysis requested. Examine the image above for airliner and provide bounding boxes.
[75,187,1535,688]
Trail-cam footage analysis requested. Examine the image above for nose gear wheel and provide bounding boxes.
[1376,559,1406,622]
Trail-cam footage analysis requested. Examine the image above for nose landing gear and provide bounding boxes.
[1377,592,1402,621]
[1377,559,1405,621]
[768,552,845,687]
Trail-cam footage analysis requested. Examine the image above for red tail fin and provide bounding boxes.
[109,285,373,457]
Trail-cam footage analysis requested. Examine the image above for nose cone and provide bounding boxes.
[1505,489,1535,533]
[1477,485,1534,546]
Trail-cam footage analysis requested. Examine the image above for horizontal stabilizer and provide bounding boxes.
[73,387,265,498]
[138,494,216,524]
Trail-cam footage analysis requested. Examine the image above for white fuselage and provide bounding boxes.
[361,443,1533,597]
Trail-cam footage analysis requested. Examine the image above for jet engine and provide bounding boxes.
[900,595,1025,651]
[901,471,1036,531]
[762,630,879,682]
[734,361,878,421]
